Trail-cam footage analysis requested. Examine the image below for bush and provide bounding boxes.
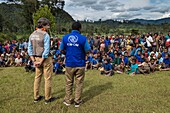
[0,33,29,43]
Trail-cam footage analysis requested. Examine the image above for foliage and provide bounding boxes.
[33,5,56,31]
[0,3,27,33]
[131,29,139,35]
[80,20,170,35]
[0,1,74,34]
[0,67,170,113]
[0,33,17,42]
[1,1,170,35]
[0,33,29,43]
[20,0,39,31]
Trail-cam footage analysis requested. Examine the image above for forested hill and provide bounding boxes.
[130,17,170,24]
[1,2,170,35]
[0,3,74,33]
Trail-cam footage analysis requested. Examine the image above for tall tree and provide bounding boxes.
[33,5,56,31]
[0,14,3,32]
[21,0,39,30]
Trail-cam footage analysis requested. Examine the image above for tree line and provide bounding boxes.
[0,0,73,34]
[1,0,170,37]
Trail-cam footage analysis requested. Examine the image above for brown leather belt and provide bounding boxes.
[33,55,42,57]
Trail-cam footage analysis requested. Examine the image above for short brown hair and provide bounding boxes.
[37,17,50,28]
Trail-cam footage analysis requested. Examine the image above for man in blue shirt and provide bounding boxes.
[28,18,55,104]
[60,22,90,107]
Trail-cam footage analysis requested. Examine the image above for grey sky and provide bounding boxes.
[64,0,170,21]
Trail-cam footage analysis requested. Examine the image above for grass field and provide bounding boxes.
[0,67,170,113]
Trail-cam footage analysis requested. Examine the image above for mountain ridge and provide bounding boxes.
[129,17,170,24]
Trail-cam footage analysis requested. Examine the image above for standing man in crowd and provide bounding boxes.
[60,22,91,107]
[28,17,54,104]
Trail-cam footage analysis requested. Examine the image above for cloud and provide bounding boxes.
[108,8,125,12]
[117,13,141,19]
[127,6,156,12]
[142,6,156,10]
[162,12,170,18]
[68,0,97,7]
[99,0,115,4]
[67,0,124,11]
[91,4,106,11]
[119,0,150,9]
[64,0,170,21]
[151,7,170,13]
[127,7,141,11]
[106,1,124,7]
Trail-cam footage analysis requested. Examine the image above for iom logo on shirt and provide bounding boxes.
[67,35,79,47]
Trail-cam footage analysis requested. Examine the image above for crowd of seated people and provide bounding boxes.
[85,32,170,76]
[0,31,170,76]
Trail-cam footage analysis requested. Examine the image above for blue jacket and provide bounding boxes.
[60,30,90,67]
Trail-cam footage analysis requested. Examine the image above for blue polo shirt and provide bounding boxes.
[163,58,170,65]
[102,63,112,71]
[124,56,129,65]
[91,58,98,65]
[60,30,90,67]
[104,39,110,47]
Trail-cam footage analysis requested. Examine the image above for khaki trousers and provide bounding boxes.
[34,57,53,100]
[64,67,85,103]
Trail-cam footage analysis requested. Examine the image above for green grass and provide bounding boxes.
[0,67,170,113]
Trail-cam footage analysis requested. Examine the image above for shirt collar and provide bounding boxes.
[71,30,80,34]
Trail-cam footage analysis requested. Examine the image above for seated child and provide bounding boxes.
[85,54,92,71]
[138,58,150,74]
[149,59,159,72]
[15,55,23,66]
[135,50,142,64]
[128,58,139,76]
[161,54,170,71]
[112,53,121,67]
[91,54,99,69]
[25,57,35,72]
[54,59,65,74]
[100,59,114,76]
[124,52,129,66]
[114,61,125,74]
[0,55,5,67]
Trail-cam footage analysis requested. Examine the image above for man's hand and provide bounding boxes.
[34,61,41,67]
[34,58,45,67]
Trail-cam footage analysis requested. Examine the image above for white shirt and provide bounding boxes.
[15,58,22,64]
[146,36,153,47]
